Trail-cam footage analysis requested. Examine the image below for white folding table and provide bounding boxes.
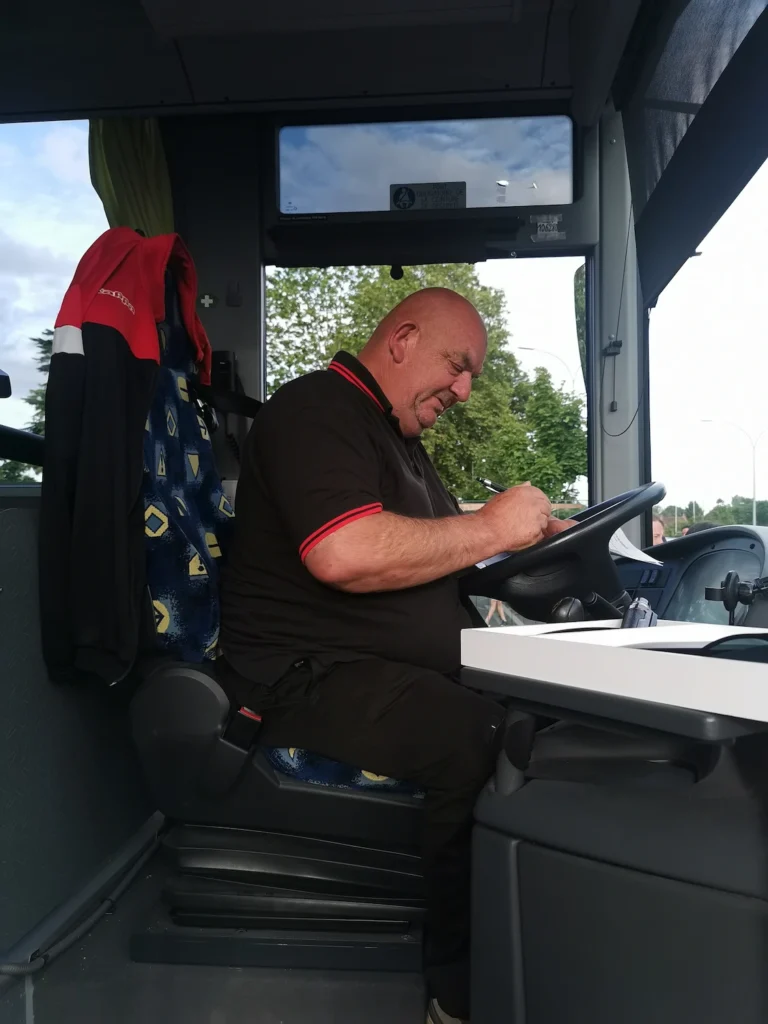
[460,620,768,740]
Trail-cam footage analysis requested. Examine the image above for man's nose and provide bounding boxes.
[451,372,473,403]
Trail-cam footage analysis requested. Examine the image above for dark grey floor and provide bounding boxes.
[0,860,426,1024]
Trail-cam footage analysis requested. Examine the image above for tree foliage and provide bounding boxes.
[0,460,35,483]
[655,495,768,536]
[685,500,704,522]
[24,329,53,436]
[267,264,587,501]
[0,329,52,482]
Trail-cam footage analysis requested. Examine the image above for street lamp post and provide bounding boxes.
[701,419,766,526]
[517,346,579,393]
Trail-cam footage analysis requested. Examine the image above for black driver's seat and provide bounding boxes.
[130,269,425,849]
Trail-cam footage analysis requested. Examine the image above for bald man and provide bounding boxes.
[220,288,559,1023]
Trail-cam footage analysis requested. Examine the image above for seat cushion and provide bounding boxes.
[263,745,424,796]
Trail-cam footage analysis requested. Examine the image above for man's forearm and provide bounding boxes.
[306,510,501,592]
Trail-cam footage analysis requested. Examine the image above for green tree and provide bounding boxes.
[0,329,53,482]
[267,264,587,501]
[24,329,53,436]
[722,495,768,526]
[685,500,704,523]
[0,460,35,483]
[704,499,736,525]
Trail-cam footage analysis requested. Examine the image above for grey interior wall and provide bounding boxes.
[0,984,24,1024]
[162,115,266,482]
[592,110,643,542]
[0,500,151,955]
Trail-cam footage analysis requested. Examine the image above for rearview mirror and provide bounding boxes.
[0,370,11,399]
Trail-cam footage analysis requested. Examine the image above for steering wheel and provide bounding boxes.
[461,481,666,622]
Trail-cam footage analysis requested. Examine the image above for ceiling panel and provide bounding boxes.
[141,0,547,36]
[542,1,577,89]
[0,41,192,118]
[0,0,604,120]
[0,3,192,119]
[178,19,559,105]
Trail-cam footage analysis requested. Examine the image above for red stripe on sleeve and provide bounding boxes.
[300,503,383,561]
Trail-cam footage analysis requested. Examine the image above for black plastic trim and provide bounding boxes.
[459,667,762,742]
[0,424,44,466]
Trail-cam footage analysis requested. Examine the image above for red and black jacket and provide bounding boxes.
[39,228,211,685]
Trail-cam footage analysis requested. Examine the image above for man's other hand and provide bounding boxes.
[545,517,578,537]
[478,483,552,551]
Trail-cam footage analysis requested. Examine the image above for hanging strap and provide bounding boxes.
[193,383,262,419]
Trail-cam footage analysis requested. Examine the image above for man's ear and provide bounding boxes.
[390,321,418,365]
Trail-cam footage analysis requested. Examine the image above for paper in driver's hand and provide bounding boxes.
[609,527,662,565]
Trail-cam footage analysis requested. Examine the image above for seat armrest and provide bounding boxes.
[131,664,230,739]
[131,664,235,813]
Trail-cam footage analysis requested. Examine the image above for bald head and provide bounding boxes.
[358,288,487,437]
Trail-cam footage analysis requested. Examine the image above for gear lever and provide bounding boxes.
[551,597,586,623]
[621,595,658,628]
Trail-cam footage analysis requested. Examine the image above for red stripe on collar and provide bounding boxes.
[329,360,385,413]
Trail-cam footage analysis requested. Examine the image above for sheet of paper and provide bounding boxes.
[609,527,662,565]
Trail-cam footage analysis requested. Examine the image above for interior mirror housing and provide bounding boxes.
[0,369,11,398]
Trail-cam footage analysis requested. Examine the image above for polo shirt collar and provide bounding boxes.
[328,351,397,424]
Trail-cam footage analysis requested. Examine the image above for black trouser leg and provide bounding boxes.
[259,657,505,1019]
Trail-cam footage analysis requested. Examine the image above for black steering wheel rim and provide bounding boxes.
[462,481,666,618]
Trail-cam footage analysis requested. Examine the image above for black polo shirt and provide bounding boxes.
[220,350,474,689]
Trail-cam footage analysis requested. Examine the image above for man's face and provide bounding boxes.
[399,332,487,437]
[652,520,665,545]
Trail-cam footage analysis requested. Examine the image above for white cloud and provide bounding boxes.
[0,121,107,435]
[0,228,74,278]
[35,124,91,186]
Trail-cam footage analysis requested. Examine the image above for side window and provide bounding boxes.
[0,121,107,482]
[649,158,768,537]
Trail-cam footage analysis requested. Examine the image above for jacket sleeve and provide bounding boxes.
[39,322,157,684]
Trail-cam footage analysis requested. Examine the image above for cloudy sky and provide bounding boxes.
[279,115,573,213]
[2,117,767,513]
[0,120,107,428]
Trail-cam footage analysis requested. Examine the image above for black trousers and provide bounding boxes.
[253,657,506,1019]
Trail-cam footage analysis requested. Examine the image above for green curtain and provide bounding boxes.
[89,117,174,237]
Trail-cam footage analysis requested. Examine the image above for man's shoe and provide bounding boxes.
[426,998,469,1024]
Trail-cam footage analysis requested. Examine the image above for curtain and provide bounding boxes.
[89,118,174,237]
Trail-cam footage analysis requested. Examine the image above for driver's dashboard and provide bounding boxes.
[616,527,768,625]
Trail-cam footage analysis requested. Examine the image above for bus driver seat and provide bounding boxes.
[130,267,427,852]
